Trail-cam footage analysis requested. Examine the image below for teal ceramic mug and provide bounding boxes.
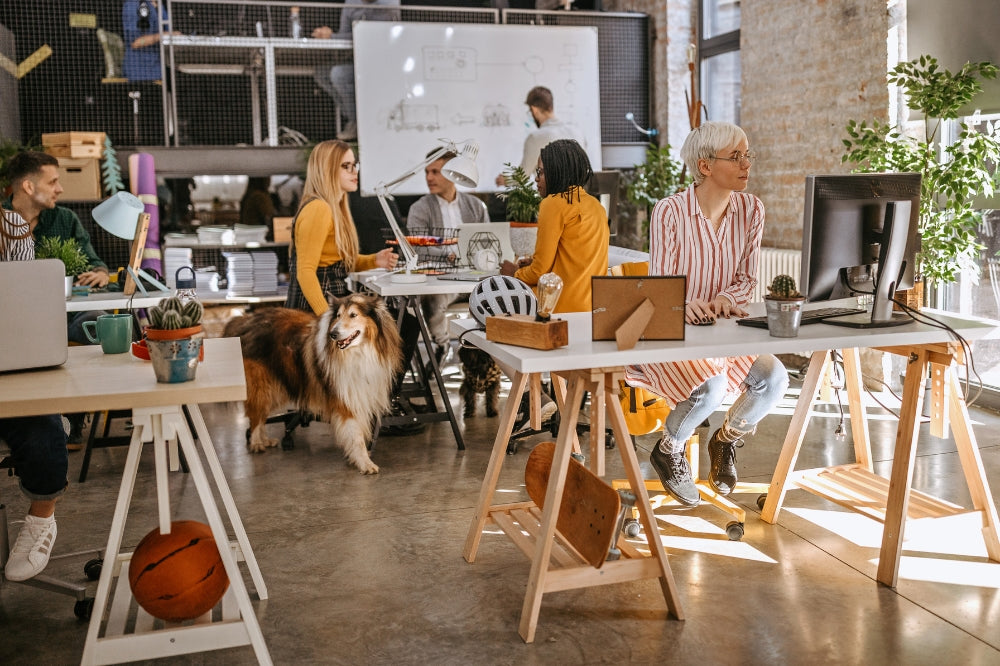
[83,313,133,354]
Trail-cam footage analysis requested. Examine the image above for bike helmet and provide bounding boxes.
[468,275,537,327]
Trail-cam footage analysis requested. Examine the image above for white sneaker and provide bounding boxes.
[5,514,57,582]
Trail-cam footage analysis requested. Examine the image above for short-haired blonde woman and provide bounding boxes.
[624,121,788,507]
[285,140,396,315]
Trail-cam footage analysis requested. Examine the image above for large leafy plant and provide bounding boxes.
[498,163,542,223]
[842,55,1000,286]
[624,143,689,210]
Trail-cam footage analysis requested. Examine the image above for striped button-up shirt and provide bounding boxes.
[624,185,764,406]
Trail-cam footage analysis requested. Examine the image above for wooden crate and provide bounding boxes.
[273,217,294,244]
[42,131,106,159]
[56,157,102,201]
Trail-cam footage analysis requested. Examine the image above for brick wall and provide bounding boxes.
[606,0,893,251]
[741,0,890,248]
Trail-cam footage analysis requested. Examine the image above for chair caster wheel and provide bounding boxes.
[622,518,641,538]
[605,433,616,450]
[756,493,767,510]
[725,521,744,541]
[75,598,94,620]
[84,558,103,581]
[281,434,295,451]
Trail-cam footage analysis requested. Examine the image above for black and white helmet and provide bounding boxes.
[468,275,537,327]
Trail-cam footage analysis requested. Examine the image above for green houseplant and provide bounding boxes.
[842,55,1000,300]
[146,296,204,340]
[499,163,543,258]
[498,163,542,223]
[34,236,91,277]
[623,143,690,249]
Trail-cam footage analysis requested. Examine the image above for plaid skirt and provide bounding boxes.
[284,258,349,313]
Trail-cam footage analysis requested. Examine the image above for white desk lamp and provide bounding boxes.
[374,139,479,283]
[92,191,170,296]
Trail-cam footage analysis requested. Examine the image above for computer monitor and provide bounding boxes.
[800,173,921,328]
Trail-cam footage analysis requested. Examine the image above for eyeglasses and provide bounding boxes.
[534,167,545,177]
[711,150,756,166]
[340,161,360,173]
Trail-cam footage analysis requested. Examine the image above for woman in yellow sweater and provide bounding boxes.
[285,140,397,314]
[500,139,608,312]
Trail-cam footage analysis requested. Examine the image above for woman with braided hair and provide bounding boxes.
[500,138,608,312]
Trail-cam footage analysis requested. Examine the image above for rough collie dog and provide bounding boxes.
[458,346,502,418]
[222,293,403,474]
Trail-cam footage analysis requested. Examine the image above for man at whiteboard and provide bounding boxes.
[494,86,586,187]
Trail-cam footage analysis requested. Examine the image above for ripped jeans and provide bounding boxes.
[658,354,789,454]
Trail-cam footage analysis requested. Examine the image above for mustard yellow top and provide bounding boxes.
[293,198,377,314]
[515,190,609,313]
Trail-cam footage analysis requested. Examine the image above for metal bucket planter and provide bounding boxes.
[147,337,204,383]
[764,297,806,338]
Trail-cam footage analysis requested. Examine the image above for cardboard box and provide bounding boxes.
[57,157,102,201]
[273,216,294,244]
[43,131,106,158]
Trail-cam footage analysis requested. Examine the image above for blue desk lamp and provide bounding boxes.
[374,139,479,283]
[92,192,170,296]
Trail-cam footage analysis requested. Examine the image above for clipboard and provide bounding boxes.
[591,275,686,346]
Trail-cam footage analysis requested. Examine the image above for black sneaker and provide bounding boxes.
[649,444,700,507]
[707,429,743,495]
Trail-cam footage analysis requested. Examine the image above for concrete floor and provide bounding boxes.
[2,363,1000,665]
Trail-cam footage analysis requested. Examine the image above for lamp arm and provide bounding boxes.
[376,193,419,273]
[378,146,452,191]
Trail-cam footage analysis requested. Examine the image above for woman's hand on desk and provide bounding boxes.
[374,248,398,270]
[710,295,747,319]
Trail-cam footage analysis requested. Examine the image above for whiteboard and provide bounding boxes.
[354,22,602,196]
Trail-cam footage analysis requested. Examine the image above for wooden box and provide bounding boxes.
[56,157,102,201]
[486,314,568,350]
[273,217,294,244]
[43,131,106,159]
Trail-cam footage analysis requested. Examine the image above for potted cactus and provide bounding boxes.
[143,296,205,382]
[145,296,204,341]
[764,274,806,338]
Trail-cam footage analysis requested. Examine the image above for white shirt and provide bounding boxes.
[435,195,464,230]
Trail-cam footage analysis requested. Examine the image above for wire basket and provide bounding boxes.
[381,227,460,274]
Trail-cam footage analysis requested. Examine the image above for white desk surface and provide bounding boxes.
[451,305,1000,375]
[65,290,168,312]
[0,337,246,418]
[350,270,481,297]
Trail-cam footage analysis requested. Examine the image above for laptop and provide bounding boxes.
[437,223,514,281]
[0,259,69,372]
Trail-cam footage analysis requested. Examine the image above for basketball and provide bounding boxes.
[127,520,230,622]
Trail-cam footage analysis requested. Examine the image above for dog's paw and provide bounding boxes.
[486,407,498,417]
[356,460,380,475]
[248,434,279,453]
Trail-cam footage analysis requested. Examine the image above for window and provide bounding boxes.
[699,0,741,124]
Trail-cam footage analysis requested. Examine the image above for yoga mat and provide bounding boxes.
[129,152,162,276]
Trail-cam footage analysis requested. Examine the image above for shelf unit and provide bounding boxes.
[163,238,289,302]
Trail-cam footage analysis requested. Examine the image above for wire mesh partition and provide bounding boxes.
[3,2,648,152]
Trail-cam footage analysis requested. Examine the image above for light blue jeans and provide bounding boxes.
[658,354,789,454]
[314,64,356,125]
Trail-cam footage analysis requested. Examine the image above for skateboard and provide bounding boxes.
[524,441,621,568]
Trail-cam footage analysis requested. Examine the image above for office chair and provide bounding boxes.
[1,449,102,619]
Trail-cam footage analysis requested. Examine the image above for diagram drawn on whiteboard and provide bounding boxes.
[354,22,602,195]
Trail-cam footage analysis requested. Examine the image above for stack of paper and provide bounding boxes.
[234,224,269,245]
[223,252,255,297]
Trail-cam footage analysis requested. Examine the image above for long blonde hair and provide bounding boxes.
[298,140,360,269]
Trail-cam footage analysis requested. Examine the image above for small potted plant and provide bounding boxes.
[143,296,205,382]
[498,163,542,259]
[34,236,91,298]
[764,274,806,338]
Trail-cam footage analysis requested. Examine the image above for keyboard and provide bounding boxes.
[736,306,863,329]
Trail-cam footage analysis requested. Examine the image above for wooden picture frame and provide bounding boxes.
[591,275,687,344]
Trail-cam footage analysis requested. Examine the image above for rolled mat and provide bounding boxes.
[128,152,162,276]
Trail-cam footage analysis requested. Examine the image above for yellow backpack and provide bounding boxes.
[618,382,670,436]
